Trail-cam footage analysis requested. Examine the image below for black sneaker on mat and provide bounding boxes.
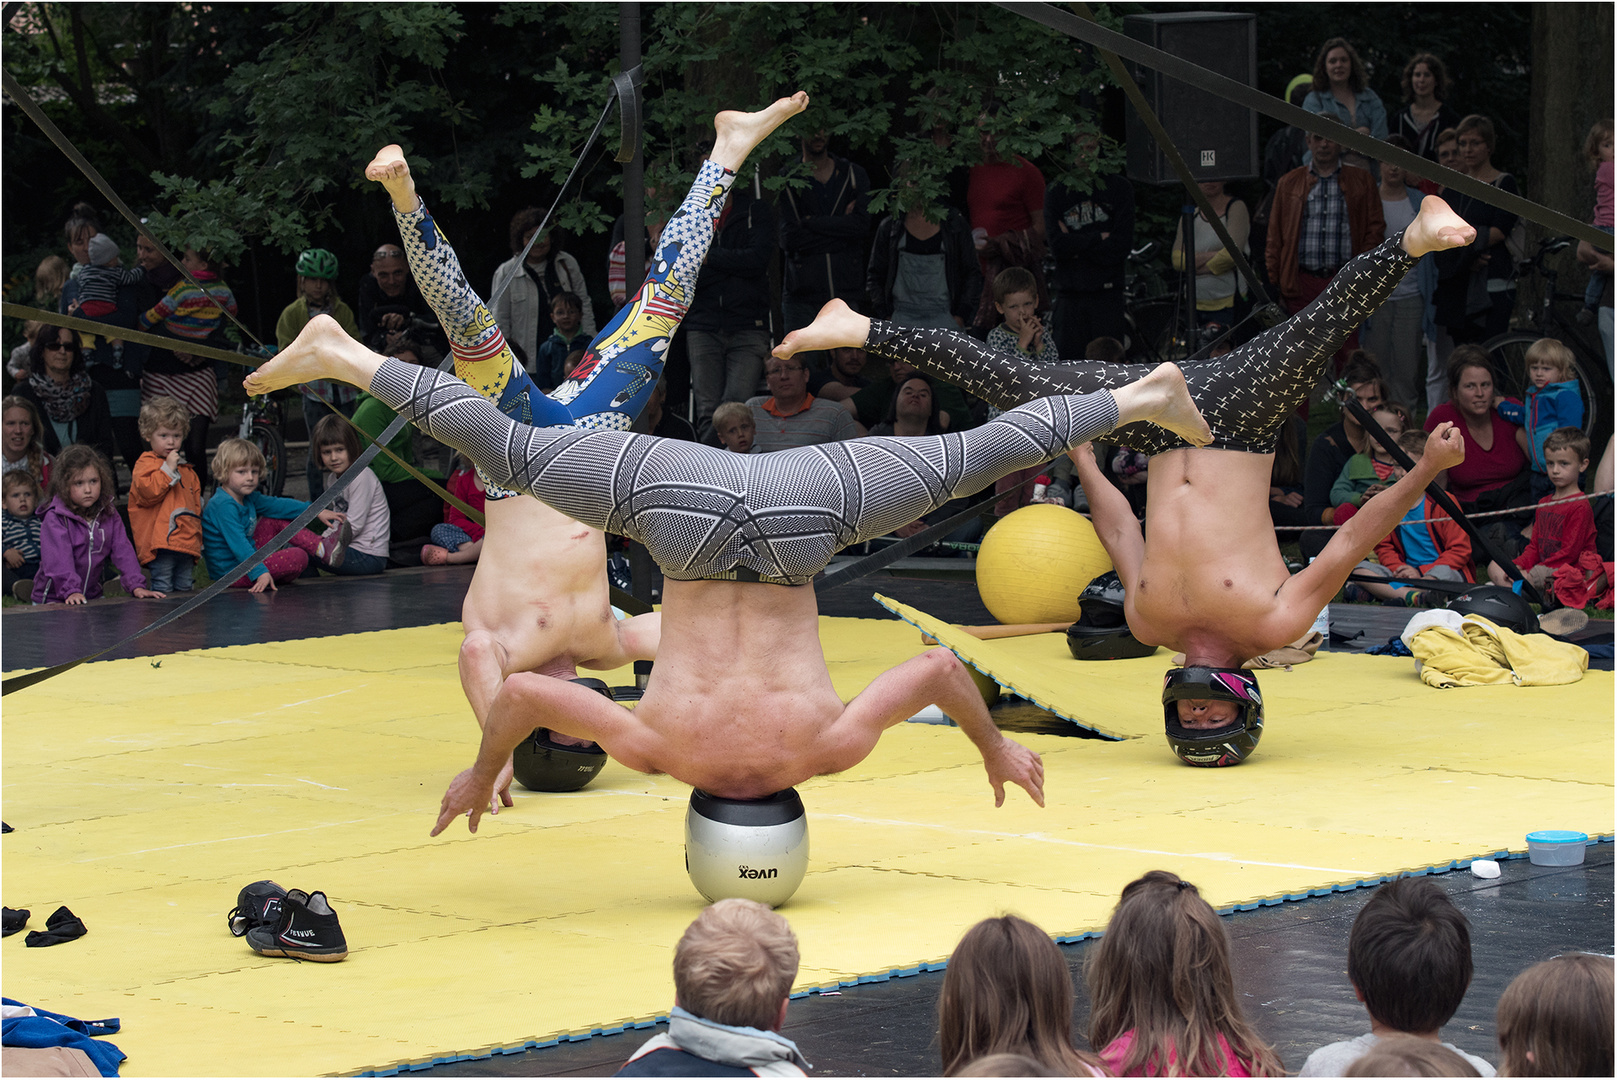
[246,889,347,962]
[227,880,288,938]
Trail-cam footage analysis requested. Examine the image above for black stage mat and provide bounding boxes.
[405,845,1614,1077]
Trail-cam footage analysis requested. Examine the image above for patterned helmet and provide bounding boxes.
[1162,666,1264,767]
[295,248,339,281]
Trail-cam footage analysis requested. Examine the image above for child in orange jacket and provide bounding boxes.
[129,396,204,592]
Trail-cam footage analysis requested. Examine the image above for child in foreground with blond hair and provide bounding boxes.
[129,395,203,593]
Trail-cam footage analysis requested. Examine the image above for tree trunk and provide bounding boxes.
[1525,2,1614,303]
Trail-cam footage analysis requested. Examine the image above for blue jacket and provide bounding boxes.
[1302,87,1389,140]
[1496,378,1584,472]
[202,489,310,582]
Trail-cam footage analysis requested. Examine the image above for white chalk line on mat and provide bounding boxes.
[820,813,1360,874]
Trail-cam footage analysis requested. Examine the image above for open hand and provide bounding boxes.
[249,572,276,594]
[131,588,167,599]
[984,736,1045,808]
[431,767,498,836]
[316,510,346,529]
[1424,422,1466,471]
[3,549,21,569]
[65,592,86,605]
[1393,565,1419,580]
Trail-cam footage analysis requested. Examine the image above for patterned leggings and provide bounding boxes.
[364,358,1123,585]
[392,160,734,493]
[866,234,1417,455]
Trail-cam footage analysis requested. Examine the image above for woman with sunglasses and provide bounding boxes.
[12,326,118,468]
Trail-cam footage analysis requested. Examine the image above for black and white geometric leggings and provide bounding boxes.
[366,360,1122,585]
[866,234,1417,455]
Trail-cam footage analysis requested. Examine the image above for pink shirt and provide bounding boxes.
[1101,1030,1255,1077]
[1423,403,1528,504]
[1596,160,1612,228]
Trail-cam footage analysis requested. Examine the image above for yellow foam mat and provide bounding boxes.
[3,615,1610,1077]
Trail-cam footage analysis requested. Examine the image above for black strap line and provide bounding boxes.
[488,67,643,312]
[1070,1,1274,316]
[1,68,265,347]
[816,487,1004,594]
[1000,2,1613,253]
[1336,387,1544,607]
[3,302,483,525]
[1345,572,1482,597]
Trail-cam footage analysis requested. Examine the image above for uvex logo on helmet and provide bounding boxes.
[738,865,779,880]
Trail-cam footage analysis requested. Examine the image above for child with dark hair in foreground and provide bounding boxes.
[1088,871,1283,1076]
[311,413,390,575]
[2,470,43,601]
[421,453,485,566]
[34,444,162,605]
[1299,877,1493,1076]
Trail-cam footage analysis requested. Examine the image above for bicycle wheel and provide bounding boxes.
[1127,298,1193,364]
[1483,331,1604,441]
[249,421,287,497]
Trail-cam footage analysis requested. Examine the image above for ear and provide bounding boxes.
[1351,982,1366,1003]
[772,997,789,1032]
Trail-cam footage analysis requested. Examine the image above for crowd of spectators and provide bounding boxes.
[612,876,1612,1077]
[4,39,1611,610]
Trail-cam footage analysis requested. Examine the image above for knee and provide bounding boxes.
[459,630,502,673]
[924,646,967,682]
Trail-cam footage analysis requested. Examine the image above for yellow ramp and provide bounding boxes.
[2,616,1610,1077]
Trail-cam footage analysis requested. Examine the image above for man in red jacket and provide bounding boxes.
[1267,119,1385,365]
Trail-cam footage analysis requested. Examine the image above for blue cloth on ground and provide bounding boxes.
[3,997,126,1076]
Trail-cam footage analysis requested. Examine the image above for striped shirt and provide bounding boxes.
[141,272,238,342]
[1299,166,1351,273]
[746,393,860,452]
[3,509,41,563]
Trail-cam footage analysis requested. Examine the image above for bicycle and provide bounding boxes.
[236,344,288,497]
[1483,235,1613,449]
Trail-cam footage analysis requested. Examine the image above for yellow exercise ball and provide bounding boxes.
[975,503,1113,625]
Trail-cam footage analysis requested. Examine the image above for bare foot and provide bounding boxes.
[1116,363,1213,447]
[245,314,380,396]
[365,144,420,214]
[1402,195,1476,257]
[710,92,810,172]
[421,544,450,566]
[773,298,870,360]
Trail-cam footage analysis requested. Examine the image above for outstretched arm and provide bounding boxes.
[1281,424,1465,633]
[431,673,657,836]
[1069,444,1145,591]
[822,648,1044,807]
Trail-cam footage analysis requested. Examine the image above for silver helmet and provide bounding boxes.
[685,789,809,908]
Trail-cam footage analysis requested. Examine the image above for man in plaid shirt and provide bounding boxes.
[1266,118,1384,364]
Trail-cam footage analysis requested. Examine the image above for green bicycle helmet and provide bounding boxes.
[295,248,339,281]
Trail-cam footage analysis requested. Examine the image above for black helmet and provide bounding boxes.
[1067,571,1157,660]
[1162,666,1264,768]
[510,678,610,792]
[1446,584,1539,635]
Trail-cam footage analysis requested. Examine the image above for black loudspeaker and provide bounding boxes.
[1123,12,1258,184]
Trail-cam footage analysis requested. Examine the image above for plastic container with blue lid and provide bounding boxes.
[1526,830,1589,866]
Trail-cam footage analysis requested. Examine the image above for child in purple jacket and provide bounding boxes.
[33,444,165,605]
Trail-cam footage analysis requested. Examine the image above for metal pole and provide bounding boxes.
[619,2,656,606]
[620,2,645,302]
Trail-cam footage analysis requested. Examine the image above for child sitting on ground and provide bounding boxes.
[1493,339,1585,501]
[1487,427,1609,608]
[3,471,43,602]
[1495,952,1613,1077]
[534,292,592,392]
[1087,870,1284,1076]
[421,453,485,566]
[201,437,349,593]
[311,414,390,575]
[712,401,757,454]
[1298,877,1494,1076]
[33,444,163,605]
[1330,407,1407,527]
[128,396,203,594]
[1349,430,1473,607]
